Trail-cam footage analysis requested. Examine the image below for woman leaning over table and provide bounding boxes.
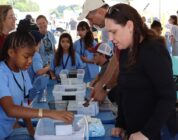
[105,3,176,140]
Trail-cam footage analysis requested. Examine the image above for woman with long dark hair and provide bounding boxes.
[105,3,176,140]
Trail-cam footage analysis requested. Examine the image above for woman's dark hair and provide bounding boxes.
[55,33,75,67]
[77,21,94,49]
[170,15,178,25]
[105,3,158,68]
[0,30,36,61]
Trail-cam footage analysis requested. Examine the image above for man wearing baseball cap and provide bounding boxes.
[78,0,108,28]
[78,0,119,102]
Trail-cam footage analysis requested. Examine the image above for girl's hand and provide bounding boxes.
[129,132,149,140]
[81,56,88,63]
[87,47,94,52]
[111,127,125,138]
[81,56,94,64]
[50,110,74,123]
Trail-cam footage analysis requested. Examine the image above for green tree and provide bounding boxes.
[0,0,9,4]
[0,0,39,12]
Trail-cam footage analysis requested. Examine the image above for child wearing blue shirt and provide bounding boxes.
[51,33,85,78]
[74,21,99,82]
[17,19,50,95]
[0,30,73,140]
[28,31,50,83]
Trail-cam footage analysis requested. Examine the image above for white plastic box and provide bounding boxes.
[67,101,99,116]
[59,69,85,85]
[52,83,86,101]
[34,117,85,140]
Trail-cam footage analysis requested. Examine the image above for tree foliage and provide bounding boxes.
[51,4,81,18]
[0,0,39,11]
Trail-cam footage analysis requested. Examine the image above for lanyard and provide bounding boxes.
[80,39,85,56]
[12,71,27,99]
[62,55,70,69]
[5,62,27,99]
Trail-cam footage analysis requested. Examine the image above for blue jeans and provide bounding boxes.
[5,128,34,140]
[161,127,178,140]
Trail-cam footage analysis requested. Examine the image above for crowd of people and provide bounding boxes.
[0,0,178,140]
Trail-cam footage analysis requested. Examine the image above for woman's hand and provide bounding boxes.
[111,127,125,139]
[129,132,149,140]
[50,110,74,123]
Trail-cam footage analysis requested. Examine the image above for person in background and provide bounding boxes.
[105,3,176,140]
[25,14,39,31]
[69,18,77,40]
[51,33,85,78]
[0,5,16,49]
[0,28,73,140]
[151,20,166,45]
[36,15,56,79]
[90,42,112,87]
[169,15,178,56]
[74,21,99,82]
[151,20,163,36]
[28,31,50,83]
[78,0,118,101]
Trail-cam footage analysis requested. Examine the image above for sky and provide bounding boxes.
[33,0,84,12]
[32,0,120,13]
[28,0,178,22]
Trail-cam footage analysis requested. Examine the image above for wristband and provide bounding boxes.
[38,108,43,117]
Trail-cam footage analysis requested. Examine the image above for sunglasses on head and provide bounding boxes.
[107,6,120,15]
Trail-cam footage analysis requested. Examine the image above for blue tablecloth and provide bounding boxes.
[90,124,121,140]
[30,80,119,140]
[31,80,116,124]
[30,80,178,140]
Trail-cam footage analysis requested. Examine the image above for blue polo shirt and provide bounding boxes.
[73,39,99,81]
[51,52,86,77]
[28,52,44,83]
[0,61,32,139]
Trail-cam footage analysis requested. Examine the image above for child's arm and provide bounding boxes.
[23,118,35,137]
[36,65,50,75]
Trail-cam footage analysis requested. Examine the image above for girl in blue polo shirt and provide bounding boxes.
[74,21,99,82]
[51,33,85,78]
[0,30,73,140]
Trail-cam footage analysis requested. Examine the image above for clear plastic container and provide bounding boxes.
[59,69,85,85]
[52,84,86,101]
[34,116,85,140]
